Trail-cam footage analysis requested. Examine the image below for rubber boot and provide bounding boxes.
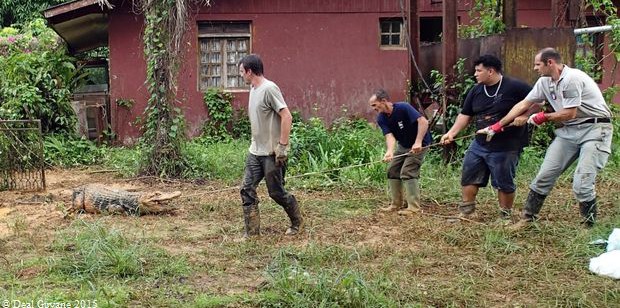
[457,201,477,219]
[398,179,421,216]
[380,179,406,212]
[510,190,546,231]
[579,198,597,228]
[243,203,260,238]
[284,199,304,236]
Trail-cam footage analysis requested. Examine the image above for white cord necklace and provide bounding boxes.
[483,76,503,98]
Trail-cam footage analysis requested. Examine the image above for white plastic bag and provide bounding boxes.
[589,250,620,279]
[606,228,620,252]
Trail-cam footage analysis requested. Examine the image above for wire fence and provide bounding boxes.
[0,120,46,191]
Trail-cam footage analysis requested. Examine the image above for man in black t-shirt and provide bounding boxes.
[440,55,533,221]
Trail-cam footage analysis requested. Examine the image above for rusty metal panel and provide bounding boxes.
[502,28,575,84]
[419,28,575,87]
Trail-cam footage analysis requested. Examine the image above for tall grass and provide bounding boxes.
[47,220,189,279]
[259,244,401,307]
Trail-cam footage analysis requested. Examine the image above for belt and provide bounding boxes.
[580,118,611,124]
[564,118,611,127]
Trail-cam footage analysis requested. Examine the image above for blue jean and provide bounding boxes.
[461,140,521,193]
[240,154,297,209]
[530,123,612,202]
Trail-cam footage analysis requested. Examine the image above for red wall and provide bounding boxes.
[108,11,148,144]
[109,2,410,143]
[107,0,617,143]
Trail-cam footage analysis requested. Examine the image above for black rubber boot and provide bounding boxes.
[243,203,260,238]
[579,198,597,228]
[521,190,547,221]
[510,190,547,231]
[284,199,303,236]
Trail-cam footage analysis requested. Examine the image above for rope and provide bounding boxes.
[182,132,478,199]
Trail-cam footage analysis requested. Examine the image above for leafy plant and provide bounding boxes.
[44,134,104,167]
[459,0,505,38]
[0,0,65,27]
[203,87,234,142]
[0,19,81,134]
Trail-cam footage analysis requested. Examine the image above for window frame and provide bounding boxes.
[379,17,406,50]
[197,21,252,92]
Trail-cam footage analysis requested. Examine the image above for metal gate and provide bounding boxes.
[0,120,46,191]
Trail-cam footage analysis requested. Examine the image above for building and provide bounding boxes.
[43,0,620,144]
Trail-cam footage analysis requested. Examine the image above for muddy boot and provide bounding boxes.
[398,179,421,216]
[510,190,546,231]
[243,203,260,238]
[380,179,405,212]
[457,201,477,219]
[284,199,303,236]
[495,208,512,226]
[579,198,597,228]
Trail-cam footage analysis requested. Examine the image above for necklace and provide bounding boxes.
[483,76,503,98]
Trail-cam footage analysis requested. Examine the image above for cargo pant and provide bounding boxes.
[530,122,613,202]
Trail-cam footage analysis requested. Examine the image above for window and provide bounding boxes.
[420,17,442,43]
[379,18,404,48]
[198,21,251,90]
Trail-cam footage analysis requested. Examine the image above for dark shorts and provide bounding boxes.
[461,140,521,193]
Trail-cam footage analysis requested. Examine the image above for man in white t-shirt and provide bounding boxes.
[238,54,303,238]
[478,47,613,229]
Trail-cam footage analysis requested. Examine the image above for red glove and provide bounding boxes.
[489,121,504,133]
[528,112,548,126]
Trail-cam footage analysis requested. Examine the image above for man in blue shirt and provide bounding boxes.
[369,89,432,215]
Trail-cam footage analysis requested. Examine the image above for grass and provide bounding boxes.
[2,117,620,306]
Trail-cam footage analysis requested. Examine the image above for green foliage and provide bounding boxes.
[426,58,475,158]
[201,88,250,142]
[138,0,191,177]
[115,98,135,109]
[47,220,190,279]
[181,137,248,182]
[44,134,104,167]
[575,34,603,81]
[0,0,65,27]
[586,0,620,61]
[607,104,620,168]
[289,117,385,184]
[0,19,80,134]
[458,0,505,38]
[259,245,398,307]
[203,88,234,142]
[231,107,251,139]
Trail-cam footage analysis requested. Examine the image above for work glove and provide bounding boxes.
[527,112,548,126]
[477,121,504,142]
[275,142,288,167]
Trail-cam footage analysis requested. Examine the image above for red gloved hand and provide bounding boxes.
[527,112,548,126]
[477,121,504,142]
[489,121,504,133]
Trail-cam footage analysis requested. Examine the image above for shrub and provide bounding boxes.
[0,19,81,134]
[44,134,104,167]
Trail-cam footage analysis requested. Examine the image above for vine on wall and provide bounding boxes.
[130,0,210,177]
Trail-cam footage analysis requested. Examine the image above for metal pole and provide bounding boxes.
[574,25,617,35]
[37,119,46,191]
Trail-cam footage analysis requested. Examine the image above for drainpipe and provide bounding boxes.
[574,25,618,35]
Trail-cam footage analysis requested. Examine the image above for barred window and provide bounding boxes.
[379,18,404,48]
[198,22,251,90]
